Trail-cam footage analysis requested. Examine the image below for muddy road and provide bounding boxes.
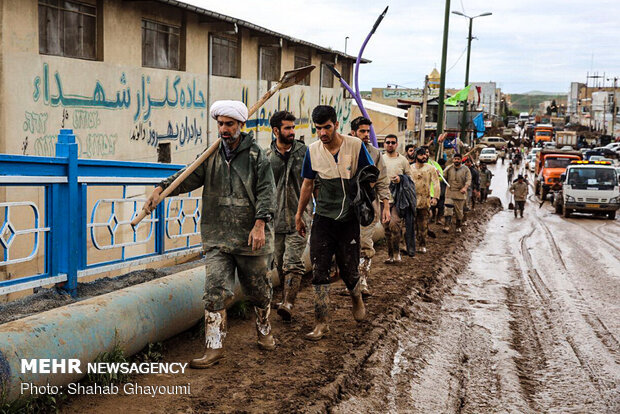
[60,160,618,413]
[332,161,619,413]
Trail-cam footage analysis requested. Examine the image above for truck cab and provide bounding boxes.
[554,161,620,219]
[534,124,554,144]
[535,149,583,200]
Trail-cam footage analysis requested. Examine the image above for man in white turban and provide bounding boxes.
[145,100,277,368]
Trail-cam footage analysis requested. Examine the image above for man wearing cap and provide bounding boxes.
[443,153,471,233]
[145,100,277,368]
[410,147,440,253]
[510,175,528,218]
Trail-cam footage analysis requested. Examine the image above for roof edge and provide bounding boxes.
[154,0,371,63]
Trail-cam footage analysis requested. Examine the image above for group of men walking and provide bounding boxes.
[145,100,479,370]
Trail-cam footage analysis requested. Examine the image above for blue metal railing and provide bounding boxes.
[0,129,201,296]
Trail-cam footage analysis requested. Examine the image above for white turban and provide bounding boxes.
[210,100,248,123]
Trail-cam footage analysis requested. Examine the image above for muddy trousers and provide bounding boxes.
[431,182,447,221]
[382,204,403,257]
[310,215,360,291]
[273,231,306,289]
[203,249,272,311]
[445,198,465,222]
[515,200,525,217]
[416,207,430,247]
[360,199,380,259]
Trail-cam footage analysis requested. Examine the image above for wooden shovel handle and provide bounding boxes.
[130,138,221,227]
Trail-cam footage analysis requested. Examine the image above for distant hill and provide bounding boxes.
[523,90,563,96]
[510,93,566,113]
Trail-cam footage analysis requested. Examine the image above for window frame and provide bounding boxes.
[294,47,311,86]
[38,0,99,61]
[210,33,241,78]
[141,18,182,71]
[321,62,334,88]
[259,46,281,82]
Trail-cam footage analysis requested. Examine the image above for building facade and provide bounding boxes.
[0,0,363,300]
[0,0,361,163]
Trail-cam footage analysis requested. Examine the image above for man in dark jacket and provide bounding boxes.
[266,111,310,321]
[145,100,276,369]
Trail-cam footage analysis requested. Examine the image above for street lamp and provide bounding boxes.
[345,36,349,54]
[452,10,492,146]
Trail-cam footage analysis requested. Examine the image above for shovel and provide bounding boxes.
[131,65,316,227]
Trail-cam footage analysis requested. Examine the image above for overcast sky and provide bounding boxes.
[187,0,619,94]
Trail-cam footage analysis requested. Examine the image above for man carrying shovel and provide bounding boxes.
[143,100,276,368]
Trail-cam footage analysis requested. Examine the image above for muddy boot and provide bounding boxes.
[277,273,301,322]
[255,306,276,350]
[442,216,452,233]
[306,285,330,341]
[455,219,462,233]
[190,310,227,369]
[358,257,372,297]
[350,279,366,322]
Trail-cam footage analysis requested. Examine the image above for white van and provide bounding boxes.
[554,161,619,219]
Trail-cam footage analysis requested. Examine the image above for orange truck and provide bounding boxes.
[535,149,583,200]
[534,124,554,144]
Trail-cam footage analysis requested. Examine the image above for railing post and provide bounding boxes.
[55,129,79,297]
[155,201,165,255]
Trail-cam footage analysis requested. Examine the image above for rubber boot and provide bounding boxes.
[455,219,462,233]
[190,310,226,369]
[442,216,452,233]
[255,306,276,350]
[306,285,330,341]
[277,273,301,322]
[350,279,366,322]
[358,257,372,297]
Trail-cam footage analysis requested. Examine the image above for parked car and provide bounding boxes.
[479,147,498,163]
[543,141,557,149]
[589,155,605,162]
[479,136,508,149]
[527,154,536,171]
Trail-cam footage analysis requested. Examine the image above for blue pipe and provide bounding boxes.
[0,267,208,400]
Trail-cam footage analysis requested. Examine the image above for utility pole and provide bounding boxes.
[460,18,473,146]
[436,0,451,143]
[420,75,429,145]
[611,77,617,137]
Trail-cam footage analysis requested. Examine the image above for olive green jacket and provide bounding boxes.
[159,132,276,256]
[265,139,310,234]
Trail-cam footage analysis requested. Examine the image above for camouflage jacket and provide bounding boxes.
[265,139,310,234]
[159,132,276,256]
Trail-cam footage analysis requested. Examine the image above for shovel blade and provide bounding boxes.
[279,65,315,89]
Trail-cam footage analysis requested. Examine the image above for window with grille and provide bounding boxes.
[39,0,97,60]
[294,48,311,86]
[260,47,280,81]
[211,35,239,78]
[142,19,180,70]
[321,63,334,88]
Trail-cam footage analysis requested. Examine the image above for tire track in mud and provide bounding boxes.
[569,219,620,254]
[533,216,620,356]
[519,224,619,404]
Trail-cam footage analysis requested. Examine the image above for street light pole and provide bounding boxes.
[452,11,492,147]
